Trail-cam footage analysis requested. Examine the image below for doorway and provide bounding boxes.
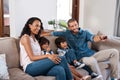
[0,0,3,37]
[72,0,79,23]
[0,0,10,37]
[57,0,79,22]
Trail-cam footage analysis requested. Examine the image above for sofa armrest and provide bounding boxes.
[9,68,35,80]
[92,36,120,52]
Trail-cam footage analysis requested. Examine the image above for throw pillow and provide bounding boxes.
[0,54,9,80]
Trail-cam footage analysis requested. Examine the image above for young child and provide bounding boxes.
[39,37,53,55]
[39,37,91,80]
[55,37,85,69]
[55,36,102,79]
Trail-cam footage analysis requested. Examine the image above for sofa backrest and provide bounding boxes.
[45,36,92,53]
[45,36,58,53]
[0,37,19,68]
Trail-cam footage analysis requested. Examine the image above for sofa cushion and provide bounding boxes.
[9,68,35,80]
[35,76,55,80]
[0,37,19,68]
[35,69,88,80]
[0,53,9,80]
[76,69,88,76]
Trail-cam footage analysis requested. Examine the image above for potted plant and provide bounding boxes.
[48,19,67,30]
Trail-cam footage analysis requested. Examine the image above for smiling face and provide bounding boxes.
[41,42,49,50]
[29,20,41,35]
[60,41,68,49]
[68,20,79,34]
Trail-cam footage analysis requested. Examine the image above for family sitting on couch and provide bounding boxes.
[39,36,101,80]
[19,17,120,80]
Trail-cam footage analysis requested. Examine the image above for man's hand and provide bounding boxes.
[99,35,107,40]
[93,35,107,42]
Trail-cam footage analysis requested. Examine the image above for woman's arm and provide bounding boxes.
[20,35,61,64]
[20,34,49,61]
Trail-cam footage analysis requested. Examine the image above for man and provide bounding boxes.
[41,18,119,80]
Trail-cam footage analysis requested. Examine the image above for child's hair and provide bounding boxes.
[55,36,66,48]
[38,37,50,46]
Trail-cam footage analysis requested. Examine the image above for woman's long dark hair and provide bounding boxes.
[20,17,44,40]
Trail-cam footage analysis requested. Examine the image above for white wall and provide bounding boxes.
[80,0,116,35]
[9,0,116,37]
[9,0,57,37]
[79,0,84,28]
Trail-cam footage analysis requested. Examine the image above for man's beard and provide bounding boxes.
[70,28,80,33]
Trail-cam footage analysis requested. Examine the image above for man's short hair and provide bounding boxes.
[67,18,77,27]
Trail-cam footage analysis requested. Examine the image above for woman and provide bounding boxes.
[19,17,73,80]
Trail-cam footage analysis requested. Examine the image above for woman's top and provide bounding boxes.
[20,36,41,71]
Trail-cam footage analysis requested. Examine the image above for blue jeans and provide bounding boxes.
[65,49,77,65]
[25,56,73,80]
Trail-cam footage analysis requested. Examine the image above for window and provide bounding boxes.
[57,0,72,20]
[57,0,79,22]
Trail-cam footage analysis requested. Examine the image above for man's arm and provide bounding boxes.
[40,30,52,37]
[93,35,107,42]
[40,30,65,37]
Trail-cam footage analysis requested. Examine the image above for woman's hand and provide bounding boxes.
[47,54,61,64]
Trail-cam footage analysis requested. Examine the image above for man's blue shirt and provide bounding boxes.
[51,29,96,60]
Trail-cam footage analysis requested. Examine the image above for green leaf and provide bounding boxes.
[48,20,55,25]
[58,20,67,28]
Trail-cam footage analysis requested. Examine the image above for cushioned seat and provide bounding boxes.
[1,36,119,80]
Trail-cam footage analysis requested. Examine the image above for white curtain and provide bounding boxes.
[114,0,120,37]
